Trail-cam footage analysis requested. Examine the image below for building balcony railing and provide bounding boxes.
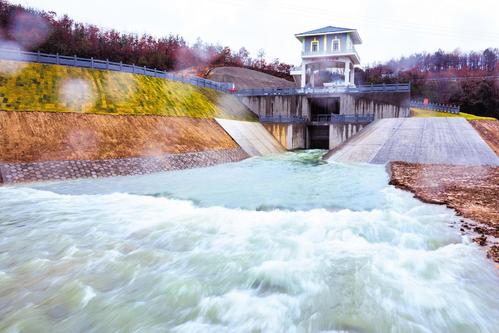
[301,48,360,62]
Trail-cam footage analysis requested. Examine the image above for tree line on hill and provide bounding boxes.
[358,49,498,118]
[0,0,292,79]
[0,1,497,118]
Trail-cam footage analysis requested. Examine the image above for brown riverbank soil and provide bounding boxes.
[469,120,499,156]
[0,111,239,163]
[389,162,499,263]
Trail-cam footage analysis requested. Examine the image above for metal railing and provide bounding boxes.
[259,115,308,124]
[0,48,233,92]
[235,83,411,97]
[258,114,375,124]
[311,114,375,124]
[301,48,361,62]
[410,100,460,114]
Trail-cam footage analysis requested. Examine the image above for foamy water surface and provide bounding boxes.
[0,151,498,332]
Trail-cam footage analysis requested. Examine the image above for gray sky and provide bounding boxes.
[15,0,499,66]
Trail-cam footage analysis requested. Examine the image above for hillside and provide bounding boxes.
[206,66,296,89]
[0,60,256,121]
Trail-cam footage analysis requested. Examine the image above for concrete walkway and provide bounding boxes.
[326,117,499,165]
[215,119,285,156]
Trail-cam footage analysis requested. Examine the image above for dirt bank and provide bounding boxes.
[389,162,499,263]
[206,67,296,89]
[0,111,238,163]
[470,120,499,156]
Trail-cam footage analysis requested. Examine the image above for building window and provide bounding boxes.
[311,39,319,53]
[332,38,340,52]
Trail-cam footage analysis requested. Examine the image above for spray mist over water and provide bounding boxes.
[58,78,95,112]
[0,152,498,332]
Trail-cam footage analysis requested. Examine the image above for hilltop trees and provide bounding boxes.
[0,0,292,79]
[360,49,499,118]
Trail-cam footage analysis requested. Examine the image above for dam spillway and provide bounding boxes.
[326,117,499,165]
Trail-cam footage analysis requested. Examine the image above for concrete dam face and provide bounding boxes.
[241,90,411,151]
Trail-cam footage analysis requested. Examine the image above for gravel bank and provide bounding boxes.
[389,162,499,263]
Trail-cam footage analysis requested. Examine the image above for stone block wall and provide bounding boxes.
[0,148,248,184]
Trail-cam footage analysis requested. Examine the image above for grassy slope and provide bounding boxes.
[411,108,496,120]
[0,60,256,121]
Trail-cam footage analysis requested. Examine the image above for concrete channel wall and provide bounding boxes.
[262,123,307,150]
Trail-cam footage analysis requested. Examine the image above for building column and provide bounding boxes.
[344,60,351,86]
[301,63,306,88]
[350,65,355,85]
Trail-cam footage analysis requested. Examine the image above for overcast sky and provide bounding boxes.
[15,0,499,66]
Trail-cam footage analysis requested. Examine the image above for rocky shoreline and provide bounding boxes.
[389,162,499,263]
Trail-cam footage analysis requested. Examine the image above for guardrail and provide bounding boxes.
[0,48,233,92]
[258,114,375,124]
[410,101,460,114]
[259,115,308,124]
[312,114,375,124]
[235,83,411,97]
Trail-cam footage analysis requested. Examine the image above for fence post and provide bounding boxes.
[106,59,109,70]
[132,64,135,74]
[37,50,40,62]
[91,57,94,68]
[120,61,123,71]
[74,55,77,66]
[143,66,146,75]
[56,53,59,65]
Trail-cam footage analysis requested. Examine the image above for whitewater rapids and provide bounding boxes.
[0,151,498,332]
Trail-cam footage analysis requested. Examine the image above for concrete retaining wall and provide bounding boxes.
[263,123,307,150]
[0,148,248,184]
[340,92,410,118]
[240,95,310,118]
[329,123,367,149]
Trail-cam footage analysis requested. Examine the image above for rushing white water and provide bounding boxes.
[0,151,498,333]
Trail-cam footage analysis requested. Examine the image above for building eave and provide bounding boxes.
[295,30,362,44]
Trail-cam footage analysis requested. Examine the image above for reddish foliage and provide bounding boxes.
[0,1,293,80]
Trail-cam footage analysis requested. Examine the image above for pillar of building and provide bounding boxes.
[351,67,355,85]
[344,60,351,86]
[301,63,306,87]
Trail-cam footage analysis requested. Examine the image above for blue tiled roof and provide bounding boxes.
[295,26,354,36]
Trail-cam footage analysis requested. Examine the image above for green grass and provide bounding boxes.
[411,108,496,121]
[0,60,257,121]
